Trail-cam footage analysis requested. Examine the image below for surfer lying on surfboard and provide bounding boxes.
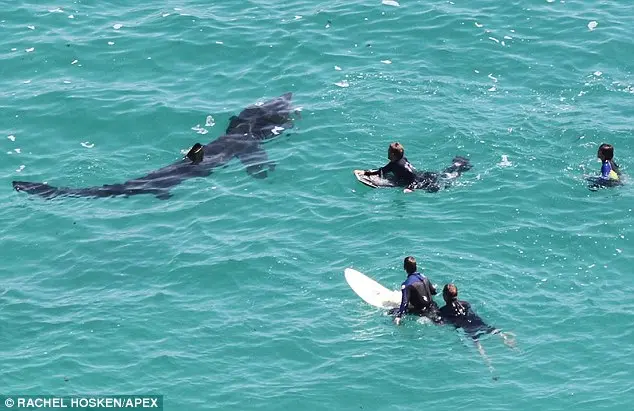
[359,142,472,193]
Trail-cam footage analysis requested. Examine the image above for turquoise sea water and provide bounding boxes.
[2,1,634,410]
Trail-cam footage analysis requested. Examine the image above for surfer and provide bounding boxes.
[588,143,621,190]
[363,142,418,188]
[361,142,471,193]
[439,283,515,373]
[392,256,441,325]
[438,284,514,343]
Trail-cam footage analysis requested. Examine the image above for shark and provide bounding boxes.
[12,92,298,200]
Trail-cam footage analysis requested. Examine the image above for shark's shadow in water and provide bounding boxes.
[12,92,298,200]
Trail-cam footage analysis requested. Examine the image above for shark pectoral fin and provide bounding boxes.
[186,143,204,164]
[225,115,241,135]
[236,142,274,179]
[155,190,173,200]
[246,164,268,179]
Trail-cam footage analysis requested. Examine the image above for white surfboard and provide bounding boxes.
[344,268,401,309]
[353,169,399,189]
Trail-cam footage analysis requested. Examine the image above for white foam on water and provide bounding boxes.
[334,66,342,71]
[205,116,215,127]
[68,15,74,19]
[27,25,35,30]
[71,59,78,64]
[7,135,15,141]
[108,41,115,46]
[498,155,512,167]
[113,23,123,30]
[16,165,25,172]
[81,142,94,148]
[14,148,21,153]
[588,21,598,30]
[381,60,392,64]
[25,47,34,52]
[382,0,400,7]
[475,22,483,28]
[191,125,208,135]
[335,80,349,88]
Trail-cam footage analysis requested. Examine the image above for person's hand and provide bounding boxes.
[394,317,401,326]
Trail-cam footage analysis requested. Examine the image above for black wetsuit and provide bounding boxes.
[391,272,441,323]
[439,300,498,340]
[367,156,472,192]
[367,157,417,186]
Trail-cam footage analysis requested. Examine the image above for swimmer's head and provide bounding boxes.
[388,142,404,161]
[443,283,458,304]
[403,256,417,274]
[598,143,614,161]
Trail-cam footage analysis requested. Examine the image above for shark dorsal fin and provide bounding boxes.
[186,143,204,164]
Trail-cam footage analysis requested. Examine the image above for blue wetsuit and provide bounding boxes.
[439,300,498,340]
[393,272,441,322]
[600,160,620,181]
[588,159,621,189]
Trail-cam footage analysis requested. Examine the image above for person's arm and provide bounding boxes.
[367,162,393,176]
[394,285,410,325]
[611,160,621,176]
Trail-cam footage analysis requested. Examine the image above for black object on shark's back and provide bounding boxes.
[12,93,297,200]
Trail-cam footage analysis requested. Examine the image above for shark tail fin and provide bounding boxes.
[13,180,172,200]
[12,181,63,199]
